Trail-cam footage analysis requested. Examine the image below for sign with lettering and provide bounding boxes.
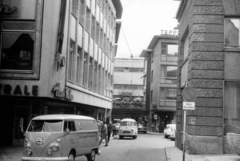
[160,30,178,36]
[52,83,74,101]
[0,84,38,96]
[183,102,195,110]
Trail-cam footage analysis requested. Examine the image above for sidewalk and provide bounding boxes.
[165,146,240,161]
[0,146,22,161]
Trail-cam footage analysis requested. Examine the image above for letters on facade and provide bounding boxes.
[0,84,38,96]
[52,83,74,101]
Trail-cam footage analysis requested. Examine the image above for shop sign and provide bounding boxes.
[160,30,178,36]
[119,92,132,96]
[52,83,74,101]
[0,84,38,96]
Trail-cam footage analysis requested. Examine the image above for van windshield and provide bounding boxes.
[27,120,63,132]
[120,121,136,126]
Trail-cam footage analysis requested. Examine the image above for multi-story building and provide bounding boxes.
[0,0,122,146]
[175,0,240,154]
[140,35,178,132]
[112,58,145,121]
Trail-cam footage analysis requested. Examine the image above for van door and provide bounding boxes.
[62,121,78,156]
[75,120,87,155]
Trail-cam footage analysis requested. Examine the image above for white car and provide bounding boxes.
[164,124,176,138]
[169,125,176,140]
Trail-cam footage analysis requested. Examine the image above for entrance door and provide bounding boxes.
[13,107,29,146]
[0,106,15,146]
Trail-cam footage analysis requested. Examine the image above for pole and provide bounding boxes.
[183,110,186,161]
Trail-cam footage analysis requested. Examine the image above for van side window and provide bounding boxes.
[64,121,76,132]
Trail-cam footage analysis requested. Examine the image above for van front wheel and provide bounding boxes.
[86,150,96,161]
[68,153,75,161]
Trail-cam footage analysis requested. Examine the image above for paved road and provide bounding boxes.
[76,133,174,161]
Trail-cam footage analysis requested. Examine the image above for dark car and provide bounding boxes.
[138,124,147,133]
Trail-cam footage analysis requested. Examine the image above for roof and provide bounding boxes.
[147,35,178,49]
[32,114,95,121]
[120,118,136,122]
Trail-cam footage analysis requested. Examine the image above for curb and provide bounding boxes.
[165,147,172,161]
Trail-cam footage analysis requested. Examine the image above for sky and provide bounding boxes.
[116,0,180,58]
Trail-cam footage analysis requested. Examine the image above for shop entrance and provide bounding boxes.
[13,107,29,145]
[0,106,15,146]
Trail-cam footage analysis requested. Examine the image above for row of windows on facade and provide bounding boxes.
[0,0,116,72]
[114,67,144,73]
[71,1,116,62]
[72,0,116,55]
[68,41,113,98]
[114,84,144,90]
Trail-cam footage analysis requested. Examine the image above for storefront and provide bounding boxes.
[0,96,105,146]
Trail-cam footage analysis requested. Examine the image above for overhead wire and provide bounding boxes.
[121,26,133,58]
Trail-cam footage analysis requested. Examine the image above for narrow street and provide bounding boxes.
[76,133,174,161]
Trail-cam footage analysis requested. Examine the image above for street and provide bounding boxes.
[76,133,174,161]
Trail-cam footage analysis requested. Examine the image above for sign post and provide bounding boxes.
[182,85,197,161]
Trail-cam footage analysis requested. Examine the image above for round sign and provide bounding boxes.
[154,114,158,118]
[182,87,197,102]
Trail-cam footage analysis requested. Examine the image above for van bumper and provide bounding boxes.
[22,157,68,161]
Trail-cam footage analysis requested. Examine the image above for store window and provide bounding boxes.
[224,81,240,135]
[225,18,240,47]
[1,21,35,70]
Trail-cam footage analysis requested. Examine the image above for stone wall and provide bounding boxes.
[176,0,224,154]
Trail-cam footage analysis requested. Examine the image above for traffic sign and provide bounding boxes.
[154,114,158,118]
[182,87,197,102]
[183,102,195,110]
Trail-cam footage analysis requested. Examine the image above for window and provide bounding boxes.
[114,67,124,72]
[68,40,75,81]
[225,18,240,47]
[28,120,63,132]
[64,121,76,132]
[160,66,177,83]
[160,87,176,106]
[76,47,83,85]
[1,21,35,70]
[83,52,88,87]
[224,81,240,135]
[88,57,93,89]
[114,84,122,89]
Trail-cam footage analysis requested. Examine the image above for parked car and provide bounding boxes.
[164,124,176,138]
[119,118,138,139]
[168,125,176,140]
[137,123,147,133]
[22,114,100,161]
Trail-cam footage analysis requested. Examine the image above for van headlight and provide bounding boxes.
[24,139,32,155]
[48,139,61,155]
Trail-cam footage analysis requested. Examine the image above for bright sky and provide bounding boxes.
[116,0,180,58]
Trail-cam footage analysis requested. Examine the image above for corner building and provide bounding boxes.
[0,0,122,146]
[140,35,178,132]
[176,0,240,154]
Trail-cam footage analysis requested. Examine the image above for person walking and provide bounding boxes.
[112,123,116,137]
[99,121,108,146]
[107,121,113,142]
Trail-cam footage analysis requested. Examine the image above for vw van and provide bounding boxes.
[22,114,100,161]
[118,118,138,139]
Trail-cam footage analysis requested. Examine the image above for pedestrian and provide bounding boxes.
[99,121,108,146]
[112,123,116,137]
[107,121,113,142]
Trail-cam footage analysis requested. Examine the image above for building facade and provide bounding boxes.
[176,0,240,154]
[140,35,178,132]
[112,58,145,121]
[0,0,122,146]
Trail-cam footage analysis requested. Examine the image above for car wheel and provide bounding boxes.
[164,135,168,138]
[86,150,96,161]
[68,153,75,161]
[119,136,122,139]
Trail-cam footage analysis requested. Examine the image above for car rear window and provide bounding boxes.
[120,121,136,126]
[27,120,63,132]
